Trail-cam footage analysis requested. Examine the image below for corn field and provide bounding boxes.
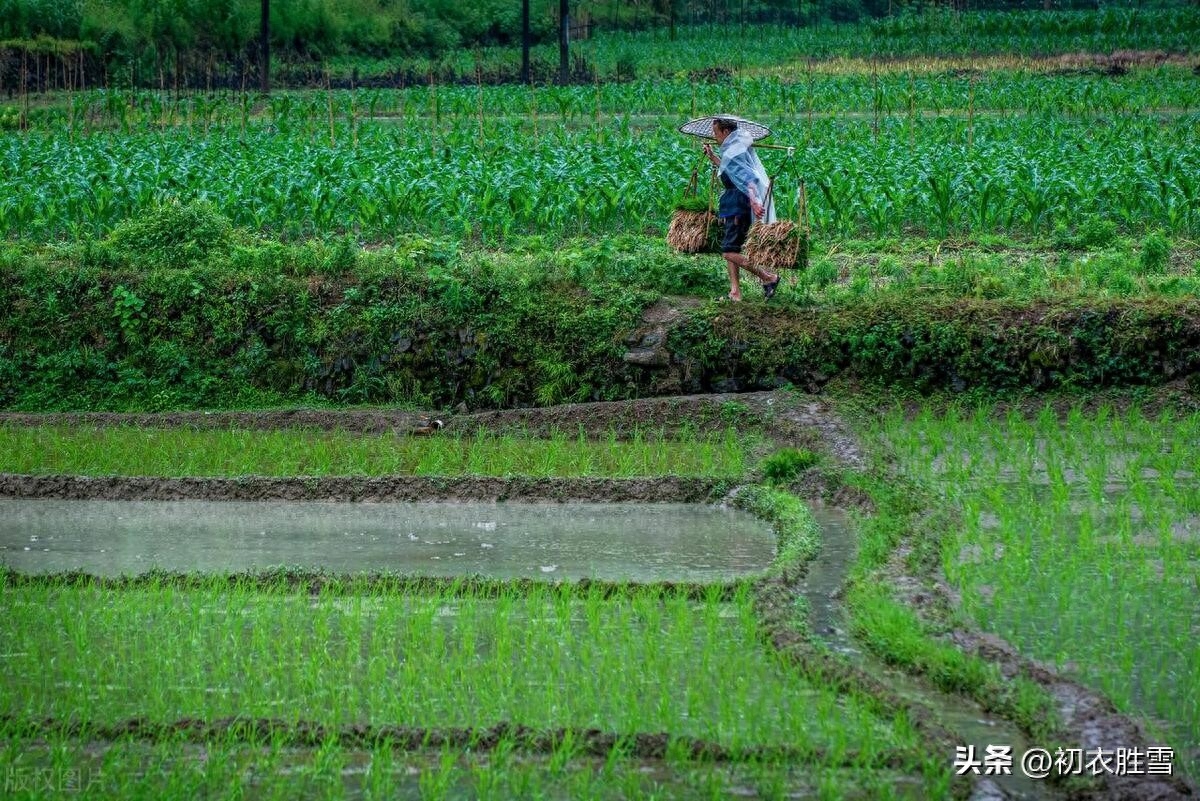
[3,92,1197,241]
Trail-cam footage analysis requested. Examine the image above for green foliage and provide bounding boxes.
[0,235,661,410]
[1139,229,1171,275]
[106,199,235,269]
[670,296,1200,394]
[674,196,710,213]
[761,448,820,484]
[10,6,1200,87]
[7,66,1200,243]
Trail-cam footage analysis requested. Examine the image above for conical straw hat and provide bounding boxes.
[678,115,771,141]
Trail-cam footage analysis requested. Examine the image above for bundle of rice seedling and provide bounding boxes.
[667,196,719,254]
[743,219,809,270]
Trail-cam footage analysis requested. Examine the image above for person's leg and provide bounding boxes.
[724,254,742,300]
[725,252,778,286]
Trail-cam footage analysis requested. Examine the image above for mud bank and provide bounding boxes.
[0,714,909,767]
[0,474,725,503]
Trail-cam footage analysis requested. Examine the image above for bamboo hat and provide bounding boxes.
[678,115,771,141]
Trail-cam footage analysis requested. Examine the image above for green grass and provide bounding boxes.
[0,426,750,478]
[872,403,1200,776]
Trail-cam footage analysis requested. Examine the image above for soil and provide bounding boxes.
[0,474,725,504]
[750,562,975,798]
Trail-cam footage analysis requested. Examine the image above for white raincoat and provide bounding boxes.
[718,129,776,223]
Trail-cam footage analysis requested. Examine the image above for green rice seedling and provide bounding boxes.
[761,448,821,484]
[0,425,748,479]
[1,582,930,765]
[872,402,1200,777]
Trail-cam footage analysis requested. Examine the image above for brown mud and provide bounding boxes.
[0,474,725,504]
[750,557,976,799]
[0,715,911,768]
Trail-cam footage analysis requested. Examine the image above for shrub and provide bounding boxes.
[107,199,235,269]
[1054,217,1118,250]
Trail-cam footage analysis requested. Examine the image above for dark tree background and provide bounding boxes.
[0,0,1194,91]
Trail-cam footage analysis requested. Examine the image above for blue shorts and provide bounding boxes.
[720,214,751,254]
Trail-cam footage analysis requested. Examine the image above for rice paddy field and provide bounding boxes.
[4,6,1200,800]
[873,403,1200,780]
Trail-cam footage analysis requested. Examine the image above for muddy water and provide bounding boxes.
[0,499,774,582]
[804,506,1055,801]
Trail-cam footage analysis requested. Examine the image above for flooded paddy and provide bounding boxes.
[0,499,775,582]
[798,506,1048,800]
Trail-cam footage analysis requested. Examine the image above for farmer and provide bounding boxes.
[703,117,780,302]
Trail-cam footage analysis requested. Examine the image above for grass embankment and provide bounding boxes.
[3,226,1199,411]
[0,426,749,478]
[868,404,1200,777]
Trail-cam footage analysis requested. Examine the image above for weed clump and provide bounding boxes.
[1053,217,1118,250]
[1138,230,1171,275]
[107,199,235,268]
[762,448,820,484]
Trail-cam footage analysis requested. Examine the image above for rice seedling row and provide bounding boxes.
[0,730,930,800]
[0,579,951,796]
[0,426,749,479]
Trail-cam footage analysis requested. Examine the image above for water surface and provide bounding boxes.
[0,499,774,582]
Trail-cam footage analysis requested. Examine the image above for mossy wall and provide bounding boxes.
[3,260,1199,411]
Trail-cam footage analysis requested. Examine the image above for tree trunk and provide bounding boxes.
[260,0,270,93]
[559,0,570,85]
[521,0,531,84]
